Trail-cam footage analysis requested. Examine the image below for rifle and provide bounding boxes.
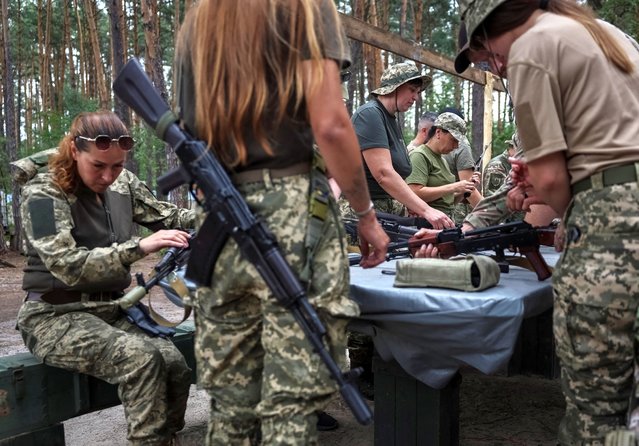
[113,58,372,425]
[115,233,194,337]
[404,221,555,281]
[344,211,430,245]
[117,232,194,310]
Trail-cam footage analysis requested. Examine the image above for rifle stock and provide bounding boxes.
[113,58,373,425]
[406,221,555,281]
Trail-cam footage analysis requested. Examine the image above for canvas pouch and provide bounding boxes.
[394,254,500,292]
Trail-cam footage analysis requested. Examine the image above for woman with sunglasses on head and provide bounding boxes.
[455,0,639,443]
[16,110,196,445]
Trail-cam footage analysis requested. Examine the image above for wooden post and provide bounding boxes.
[481,72,495,174]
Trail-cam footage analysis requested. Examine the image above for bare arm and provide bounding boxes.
[304,59,389,266]
[525,153,571,215]
[408,180,476,202]
[363,149,454,229]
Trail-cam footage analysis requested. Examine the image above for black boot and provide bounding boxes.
[316,411,339,431]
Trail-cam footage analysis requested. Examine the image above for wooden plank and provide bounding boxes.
[340,14,505,92]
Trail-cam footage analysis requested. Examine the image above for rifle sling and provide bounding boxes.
[145,271,192,328]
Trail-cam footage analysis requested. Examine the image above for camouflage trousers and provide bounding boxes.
[338,196,407,220]
[17,300,191,445]
[553,182,639,445]
[193,173,358,446]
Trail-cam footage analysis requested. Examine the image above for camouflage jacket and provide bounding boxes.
[482,152,511,198]
[20,166,195,293]
[464,143,524,229]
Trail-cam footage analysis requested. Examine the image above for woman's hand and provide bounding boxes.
[506,184,545,211]
[357,211,390,268]
[138,229,191,255]
[410,228,442,258]
[452,179,477,197]
[422,207,455,229]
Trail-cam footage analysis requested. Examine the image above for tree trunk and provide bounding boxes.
[108,0,129,127]
[1,0,19,252]
[141,0,186,206]
[83,0,110,109]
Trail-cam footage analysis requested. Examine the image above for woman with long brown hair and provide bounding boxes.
[456,0,639,443]
[174,0,389,444]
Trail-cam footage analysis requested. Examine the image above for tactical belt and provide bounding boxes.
[26,290,123,305]
[232,162,311,184]
[571,163,639,194]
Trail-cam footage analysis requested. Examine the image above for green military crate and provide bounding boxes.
[0,321,195,445]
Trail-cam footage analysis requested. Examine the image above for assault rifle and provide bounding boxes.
[344,211,430,244]
[118,232,194,310]
[116,232,194,338]
[347,219,554,280]
[405,221,555,281]
[113,58,372,425]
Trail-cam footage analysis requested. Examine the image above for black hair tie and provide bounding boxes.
[540,0,549,10]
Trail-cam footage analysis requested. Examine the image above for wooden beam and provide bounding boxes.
[340,13,505,92]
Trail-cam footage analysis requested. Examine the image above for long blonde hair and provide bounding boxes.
[50,111,129,193]
[177,0,340,167]
[476,0,634,74]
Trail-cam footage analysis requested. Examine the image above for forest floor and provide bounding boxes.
[0,250,564,445]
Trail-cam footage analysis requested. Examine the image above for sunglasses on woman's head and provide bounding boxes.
[76,135,135,151]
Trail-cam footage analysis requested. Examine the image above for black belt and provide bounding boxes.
[571,163,638,194]
[26,290,123,305]
[231,162,310,184]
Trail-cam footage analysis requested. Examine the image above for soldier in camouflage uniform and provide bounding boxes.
[463,130,526,230]
[14,111,196,446]
[456,0,639,444]
[482,133,516,198]
[174,1,389,445]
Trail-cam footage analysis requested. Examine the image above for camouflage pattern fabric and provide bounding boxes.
[371,61,432,96]
[434,112,471,149]
[451,202,474,226]
[20,170,195,292]
[17,163,196,444]
[193,173,358,446]
[458,0,509,43]
[338,196,406,220]
[482,151,512,198]
[553,182,639,445]
[17,300,191,445]
[339,197,406,246]
[463,136,525,229]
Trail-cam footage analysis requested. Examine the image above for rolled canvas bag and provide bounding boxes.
[393,254,500,292]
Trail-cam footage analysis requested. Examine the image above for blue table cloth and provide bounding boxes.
[348,248,561,389]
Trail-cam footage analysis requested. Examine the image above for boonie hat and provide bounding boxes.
[371,62,432,96]
[434,112,470,148]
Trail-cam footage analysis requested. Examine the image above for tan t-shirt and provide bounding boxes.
[509,13,639,183]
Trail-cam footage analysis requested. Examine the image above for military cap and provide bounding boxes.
[455,22,472,74]
[458,0,510,53]
[435,112,471,148]
[371,62,432,96]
